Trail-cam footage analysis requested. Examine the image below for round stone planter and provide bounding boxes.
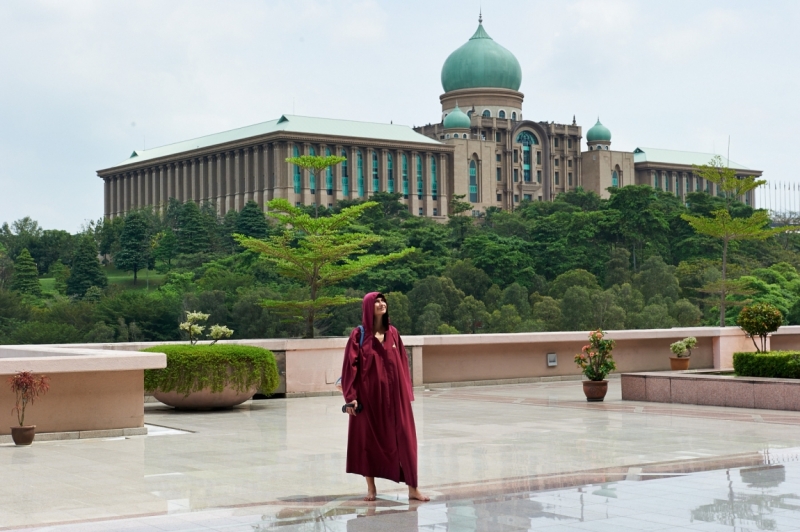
[153,385,258,410]
[582,380,608,402]
[11,425,36,446]
[669,356,691,371]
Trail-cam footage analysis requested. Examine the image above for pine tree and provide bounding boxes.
[67,237,107,297]
[236,199,414,338]
[235,200,269,239]
[177,201,210,254]
[115,210,152,284]
[10,248,41,297]
[48,259,70,295]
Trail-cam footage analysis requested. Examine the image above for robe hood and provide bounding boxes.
[362,292,389,338]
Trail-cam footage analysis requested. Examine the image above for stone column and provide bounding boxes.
[158,166,166,210]
[216,155,225,215]
[109,177,116,217]
[190,159,198,203]
[121,173,129,215]
[243,148,251,206]
[198,158,206,203]
[439,153,449,216]
[104,178,111,218]
[255,146,264,208]
[226,152,235,213]
[410,151,420,215]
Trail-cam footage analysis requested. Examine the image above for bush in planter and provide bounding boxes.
[670,337,697,358]
[574,329,616,381]
[143,345,280,396]
[737,302,783,352]
[733,351,800,379]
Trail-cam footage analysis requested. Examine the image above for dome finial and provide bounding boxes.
[479,8,482,24]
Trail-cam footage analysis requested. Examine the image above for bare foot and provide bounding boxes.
[408,487,430,502]
[364,477,377,502]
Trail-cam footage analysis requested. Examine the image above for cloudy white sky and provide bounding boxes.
[1,0,799,231]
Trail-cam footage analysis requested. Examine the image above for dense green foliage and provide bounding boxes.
[2,183,800,345]
[143,344,280,395]
[733,351,800,379]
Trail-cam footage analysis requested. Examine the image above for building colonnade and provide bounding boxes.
[104,140,452,219]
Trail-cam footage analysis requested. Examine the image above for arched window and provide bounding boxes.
[516,131,539,145]
[482,110,491,118]
[309,147,316,193]
[357,150,364,197]
[387,153,394,193]
[416,155,423,200]
[372,150,379,192]
[431,156,437,200]
[498,110,506,119]
[511,112,517,121]
[469,160,478,202]
[325,148,333,195]
[341,149,349,196]
[293,145,301,194]
[612,170,619,188]
[402,154,409,198]
[445,134,450,139]
[653,171,659,189]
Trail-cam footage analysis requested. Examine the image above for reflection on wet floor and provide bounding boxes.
[249,450,800,531]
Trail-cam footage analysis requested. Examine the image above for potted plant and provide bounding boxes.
[737,302,783,352]
[669,337,697,370]
[7,371,50,445]
[574,329,616,402]
[143,311,280,410]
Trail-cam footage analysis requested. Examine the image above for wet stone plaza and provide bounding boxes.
[4,379,800,531]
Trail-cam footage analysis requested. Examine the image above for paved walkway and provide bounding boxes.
[4,380,800,531]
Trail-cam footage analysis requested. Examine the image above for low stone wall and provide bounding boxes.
[0,345,165,436]
[621,371,800,411]
[58,325,800,395]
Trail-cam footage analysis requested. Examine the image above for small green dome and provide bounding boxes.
[441,23,522,93]
[587,119,612,142]
[444,105,471,129]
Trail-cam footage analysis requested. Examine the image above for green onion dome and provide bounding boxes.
[441,23,522,93]
[587,119,612,142]
[443,104,471,129]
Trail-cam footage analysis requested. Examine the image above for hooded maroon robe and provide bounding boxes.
[341,292,418,487]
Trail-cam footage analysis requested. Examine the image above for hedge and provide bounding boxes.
[733,351,800,379]
[143,344,280,396]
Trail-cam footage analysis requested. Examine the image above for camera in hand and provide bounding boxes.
[342,402,363,413]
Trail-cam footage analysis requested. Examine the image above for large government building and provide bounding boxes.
[98,17,761,219]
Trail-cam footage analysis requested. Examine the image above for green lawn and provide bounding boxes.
[39,267,166,293]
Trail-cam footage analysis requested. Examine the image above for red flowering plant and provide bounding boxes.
[574,329,616,381]
[8,371,50,426]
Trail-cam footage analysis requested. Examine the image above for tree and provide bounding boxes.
[285,154,347,218]
[386,292,412,333]
[407,276,465,328]
[115,210,152,284]
[444,259,492,300]
[0,243,15,289]
[235,199,414,338]
[501,282,530,319]
[448,194,474,245]
[453,296,489,334]
[531,296,562,331]
[604,247,631,288]
[417,303,444,335]
[152,229,178,269]
[549,269,600,299]
[177,201,210,254]
[10,248,41,297]
[682,157,786,326]
[48,260,70,295]
[235,201,269,239]
[66,237,107,297]
[486,305,522,333]
[632,255,680,304]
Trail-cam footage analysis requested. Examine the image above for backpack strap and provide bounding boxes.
[357,325,365,346]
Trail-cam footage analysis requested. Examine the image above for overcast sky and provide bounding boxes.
[1,0,799,231]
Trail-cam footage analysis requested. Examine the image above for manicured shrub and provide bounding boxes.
[733,351,800,379]
[143,344,280,396]
[737,302,783,352]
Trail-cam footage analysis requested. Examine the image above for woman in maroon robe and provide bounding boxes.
[341,292,429,502]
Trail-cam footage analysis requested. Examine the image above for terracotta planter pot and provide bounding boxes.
[153,385,258,410]
[582,380,608,402]
[669,356,691,371]
[11,425,36,446]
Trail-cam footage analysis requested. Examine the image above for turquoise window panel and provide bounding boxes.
[516,131,538,145]
[416,155,423,199]
[431,156,437,200]
[357,150,364,197]
[293,145,301,194]
[372,151,379,192]
[469,160,478,202]
[402,154,409,197]
[388,153,394,193]
[341,149,349,195]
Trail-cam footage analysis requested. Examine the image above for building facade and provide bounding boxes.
[98,17,762,219]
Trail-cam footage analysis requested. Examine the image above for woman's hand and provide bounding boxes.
[346,399,359,416]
